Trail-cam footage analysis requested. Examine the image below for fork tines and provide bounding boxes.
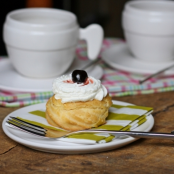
[7,116,46,137]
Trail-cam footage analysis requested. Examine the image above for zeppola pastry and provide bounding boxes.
[46,70,112,131]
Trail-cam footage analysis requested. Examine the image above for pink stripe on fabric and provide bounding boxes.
[1,101,7,106]
[31,93,36,99]
[103,39,111,47]
[19,101,25,107]
[122,73,140,84]
[103,81,116,86]
[1,90,14,95]
[76,50,88,60]
[109,92,116,97]
[103,72,117,77]
[126,78,139,84]
[102,80,120,84]
[147,84,151,90]
[148,78,157,83]
[104,70,140,84]
[121,86,126,92]
[137,90,142,95]
[163,75,174,78]
[163,82,168,88]
[117,71,131,76]
[13,96,18,101]
[154,88,158,93]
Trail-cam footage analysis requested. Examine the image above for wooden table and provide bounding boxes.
[1,91,174,173]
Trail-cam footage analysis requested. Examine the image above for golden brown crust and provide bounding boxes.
[46,94,112,131]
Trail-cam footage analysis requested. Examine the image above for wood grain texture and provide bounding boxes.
[1,92,174,173]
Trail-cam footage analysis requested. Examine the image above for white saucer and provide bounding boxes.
[2,100,154,154]
[101,42,174,75]
[0,58,103,93]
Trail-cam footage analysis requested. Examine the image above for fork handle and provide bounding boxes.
[71,130,174,140]
[139,64,174,84]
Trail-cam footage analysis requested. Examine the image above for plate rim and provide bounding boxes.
[101,43,174,75]
[2,100,154,153]
[0,59,103,93]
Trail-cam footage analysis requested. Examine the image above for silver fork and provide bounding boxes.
[139,63,174,84]
[6,116,174,140]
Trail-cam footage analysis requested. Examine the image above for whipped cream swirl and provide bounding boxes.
[52,74,107,103]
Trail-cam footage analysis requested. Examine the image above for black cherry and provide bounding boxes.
[72,70,88,84]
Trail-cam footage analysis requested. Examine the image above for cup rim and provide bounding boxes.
[125,0,174,17]
[6,8,77,30]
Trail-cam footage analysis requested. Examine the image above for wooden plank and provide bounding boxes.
[1,92,174,173]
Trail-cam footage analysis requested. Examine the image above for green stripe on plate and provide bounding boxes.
[112,104,153,111]
[121,125,131,131]
[94,125,124,130]
[137,118,147,126]
[104,135,115,143]
[67,133,109,141]
[137,115,146,121]
[107,112,140,121]
[29,110,46,118]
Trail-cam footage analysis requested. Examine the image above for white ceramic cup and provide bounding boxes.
[3,8,103,78]
[122,0,174,63]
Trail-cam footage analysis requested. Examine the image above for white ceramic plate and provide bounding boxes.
[0,58,103,93]
[2,100,154,154]
[101,42,174,75]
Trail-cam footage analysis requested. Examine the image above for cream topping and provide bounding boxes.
[52,74,107,103]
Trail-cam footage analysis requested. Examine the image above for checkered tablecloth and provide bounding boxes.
[1,38,174,107]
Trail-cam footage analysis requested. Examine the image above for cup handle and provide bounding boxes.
[79,24,103,60]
